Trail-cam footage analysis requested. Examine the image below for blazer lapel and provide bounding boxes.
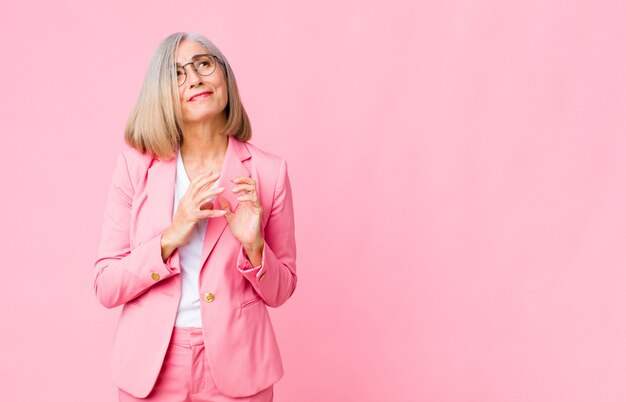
[146,134,251,274]
[199,135,251,270]
[146,154,177,237]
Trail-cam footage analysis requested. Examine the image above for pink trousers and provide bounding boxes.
[118,327,274,402]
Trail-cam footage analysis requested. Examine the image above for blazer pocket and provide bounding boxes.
[240,295,263,310]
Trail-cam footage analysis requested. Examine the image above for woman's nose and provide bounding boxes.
[186,67,202,86]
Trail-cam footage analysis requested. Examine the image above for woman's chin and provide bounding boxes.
[183,112,220,123]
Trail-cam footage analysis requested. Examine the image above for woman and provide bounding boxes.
[93,32,297,402]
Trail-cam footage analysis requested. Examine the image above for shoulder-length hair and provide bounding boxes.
[124,32,251,160]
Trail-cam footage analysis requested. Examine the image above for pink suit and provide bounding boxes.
[93,135,297,398]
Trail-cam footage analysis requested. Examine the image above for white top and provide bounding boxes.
[173,148,219,328]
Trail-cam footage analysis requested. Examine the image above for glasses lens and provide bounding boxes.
[177,66,186,86]
[195,55,216,76]
[176,55,217,86]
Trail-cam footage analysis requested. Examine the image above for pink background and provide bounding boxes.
[1,1,626,401]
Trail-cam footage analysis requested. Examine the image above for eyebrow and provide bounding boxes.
[175,54,209,67]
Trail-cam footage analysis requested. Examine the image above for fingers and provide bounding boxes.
[231,177,259,205]
[231,178,257,198]
[198,208,228,218]
[231,183,255,193]
[191,176,259,212]
[191,171,220,197]
[199,200,213,210]
[194,186,225,206]
[217,196,232,214]
[231,176,255,186]
[235,194,257,202]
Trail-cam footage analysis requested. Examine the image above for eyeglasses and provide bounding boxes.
[176,54,220,87]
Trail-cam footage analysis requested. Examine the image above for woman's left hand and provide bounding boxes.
[218,176,264,252]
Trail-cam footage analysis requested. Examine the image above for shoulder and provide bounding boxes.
[241,140,292,202]
[115,141,156,189]
[119,141,155,166]
[242,140,287,175]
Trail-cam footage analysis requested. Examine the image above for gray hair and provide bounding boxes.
[124,32,251,160]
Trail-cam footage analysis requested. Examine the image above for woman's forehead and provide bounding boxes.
[175,53,209,67]
[175,41,208,64]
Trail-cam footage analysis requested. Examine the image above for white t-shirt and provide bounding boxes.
[172,148,219,328]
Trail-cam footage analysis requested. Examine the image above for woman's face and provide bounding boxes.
[175,39,229,126]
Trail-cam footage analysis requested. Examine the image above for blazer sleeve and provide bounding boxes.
[236,158,297,308]
[93,151,180,309]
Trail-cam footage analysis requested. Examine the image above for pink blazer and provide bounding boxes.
[93,135,297,398]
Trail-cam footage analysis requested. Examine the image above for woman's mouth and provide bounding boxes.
[189,92,213,102]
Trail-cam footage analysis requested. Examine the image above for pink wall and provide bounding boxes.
[1,1,626,401]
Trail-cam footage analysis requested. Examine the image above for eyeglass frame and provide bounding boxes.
[176,53,223,87]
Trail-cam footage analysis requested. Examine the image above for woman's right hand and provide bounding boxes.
[160,170,226,261]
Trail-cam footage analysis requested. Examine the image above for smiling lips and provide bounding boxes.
[188,91,213,102]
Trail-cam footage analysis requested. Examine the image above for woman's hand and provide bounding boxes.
[218,176,264,259]
[162,171,226,257]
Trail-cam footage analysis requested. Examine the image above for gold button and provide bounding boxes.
[204,292,215,303]
[151,272,160,281]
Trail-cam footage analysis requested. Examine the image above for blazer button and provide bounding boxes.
[204,292,215,303]
[151,272,160,281]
